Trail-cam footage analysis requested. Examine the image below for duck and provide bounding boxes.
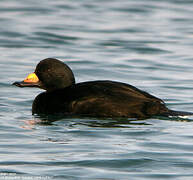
[13,58,193,119]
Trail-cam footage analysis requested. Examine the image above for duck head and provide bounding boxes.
[13,58,75,91]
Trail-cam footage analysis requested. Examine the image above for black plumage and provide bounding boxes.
[13,58,193,119]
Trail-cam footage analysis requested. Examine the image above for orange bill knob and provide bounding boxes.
[24,73,39,83]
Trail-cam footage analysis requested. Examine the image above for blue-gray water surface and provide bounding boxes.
[1,0,193,179]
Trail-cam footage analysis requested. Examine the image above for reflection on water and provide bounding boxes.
[1,0,193,179]
[26,115,151,127]
[23,114,193,130]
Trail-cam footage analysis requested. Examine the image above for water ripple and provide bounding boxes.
[1,0,193,179]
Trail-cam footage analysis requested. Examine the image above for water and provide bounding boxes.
[1,0,193,179]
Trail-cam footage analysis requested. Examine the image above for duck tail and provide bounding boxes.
[161,109,193,117]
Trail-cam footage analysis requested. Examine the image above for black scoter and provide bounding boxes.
[13,58,193,119]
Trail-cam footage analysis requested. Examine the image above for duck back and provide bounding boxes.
[32,80,169,119]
